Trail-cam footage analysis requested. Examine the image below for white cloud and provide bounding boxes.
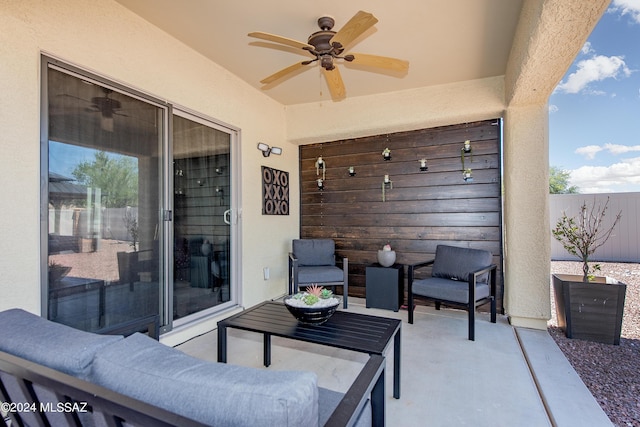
[611,0,640,24]
[548,104,559,113]
[581,42,594,55]
[603,143,640,154]
[569,157,640,193]
[556,55,631,94]
[575,145,603,159]
[575,143,640,159]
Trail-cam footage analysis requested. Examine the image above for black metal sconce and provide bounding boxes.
[419,158,428,171]
[348,166,356,176]
[382,147,391,161]
[317,178,324,190]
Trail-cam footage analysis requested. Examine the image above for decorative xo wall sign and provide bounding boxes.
[262,166,289,215]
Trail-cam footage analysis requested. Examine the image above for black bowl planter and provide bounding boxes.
[552,274,627,345]
[284,296,340,325]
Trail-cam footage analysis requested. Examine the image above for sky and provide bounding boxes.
[549,0,640,194]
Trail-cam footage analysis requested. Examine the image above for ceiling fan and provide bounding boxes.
[248,10,409,100]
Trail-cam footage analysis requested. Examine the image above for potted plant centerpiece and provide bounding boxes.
[285,285,340,325]
[551,197,626,345]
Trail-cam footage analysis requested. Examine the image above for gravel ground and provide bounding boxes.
[550,261,640,427]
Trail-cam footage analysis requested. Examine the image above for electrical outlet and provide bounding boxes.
[263,267,270,280]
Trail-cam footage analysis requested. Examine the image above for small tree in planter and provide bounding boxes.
[552,197,622,282]
[551,197,626,345]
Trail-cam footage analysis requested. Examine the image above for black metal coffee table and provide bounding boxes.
[217,301,402,399]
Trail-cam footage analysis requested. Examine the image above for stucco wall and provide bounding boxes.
[0,0,296,322]
[285,77,505,145]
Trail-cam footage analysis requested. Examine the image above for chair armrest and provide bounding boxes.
[338,256,348,271]
[468,264,497,285]
[289,252,299,295]
[408,259,435,273]
[324,354,385,427]
[467,264,498,303]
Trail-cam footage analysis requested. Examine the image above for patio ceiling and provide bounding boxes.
[114,0,524,106]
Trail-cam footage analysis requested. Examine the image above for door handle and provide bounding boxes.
[223,209,232,225]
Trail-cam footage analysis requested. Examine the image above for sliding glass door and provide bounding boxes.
[172,114,232,322]
[42,57,237,333]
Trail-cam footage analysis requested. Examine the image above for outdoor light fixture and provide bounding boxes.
[419,158,428,171]
[317,178,324,190]
[348,166,356,176]
[257,142,282,157]
[382,147,391,161]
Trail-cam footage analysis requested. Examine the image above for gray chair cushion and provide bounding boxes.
[318,387,371,427]
[412,277,491,304]
[0,308,122,380]
[432,245,492,283]
[298,265,344,284]
[293,239,336,266]
[91,333,319,427]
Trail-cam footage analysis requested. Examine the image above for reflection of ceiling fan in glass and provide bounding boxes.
[56,86,129,132]
[86,88,126,132]
[248,10,409,100]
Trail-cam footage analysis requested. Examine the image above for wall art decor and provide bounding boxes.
[262,166,289,215]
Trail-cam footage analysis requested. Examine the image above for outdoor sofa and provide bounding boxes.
[0,308,385,426]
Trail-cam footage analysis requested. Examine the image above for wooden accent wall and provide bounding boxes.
[299,120,503,311]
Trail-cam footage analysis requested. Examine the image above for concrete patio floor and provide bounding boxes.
[176,297,612,426]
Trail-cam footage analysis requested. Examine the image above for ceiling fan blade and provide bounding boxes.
[248,31,313,50]
[322,67,346,100]
[349,53,409,72]
[260,62,309,85]
[330,11,378,49]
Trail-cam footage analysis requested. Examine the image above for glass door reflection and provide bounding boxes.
[172,115,231,320]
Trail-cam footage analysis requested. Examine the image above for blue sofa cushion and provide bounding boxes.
[91,333,319,427]
[0,309,122,380]
[293,239,336,266]
[297,265,344,284]
[432,245,492,283]
[412,277,491,304]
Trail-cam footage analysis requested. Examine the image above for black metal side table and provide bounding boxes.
[365,263,404,312]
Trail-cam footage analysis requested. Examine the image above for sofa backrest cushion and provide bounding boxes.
[91,333,319,427]
[0,309,123,380]
[432,245,493,283]
[293,239,336,266]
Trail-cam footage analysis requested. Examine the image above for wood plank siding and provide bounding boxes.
[299,120,504,312]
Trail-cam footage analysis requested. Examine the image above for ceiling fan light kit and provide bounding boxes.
[248,10,409,101]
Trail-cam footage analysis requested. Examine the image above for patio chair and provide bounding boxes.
[289,239,348,308]
[408,244,497,340]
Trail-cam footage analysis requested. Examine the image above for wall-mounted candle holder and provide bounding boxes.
[382,147,391,161]
[463,140,471,153]
[348,166,356,176]
[463,168,473,182]
[215,187,225,205]
[419,158,428,171]
[317,178,324,190]
[461,140,473,174]
[315,156,326,180]
[382,174,393,202]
